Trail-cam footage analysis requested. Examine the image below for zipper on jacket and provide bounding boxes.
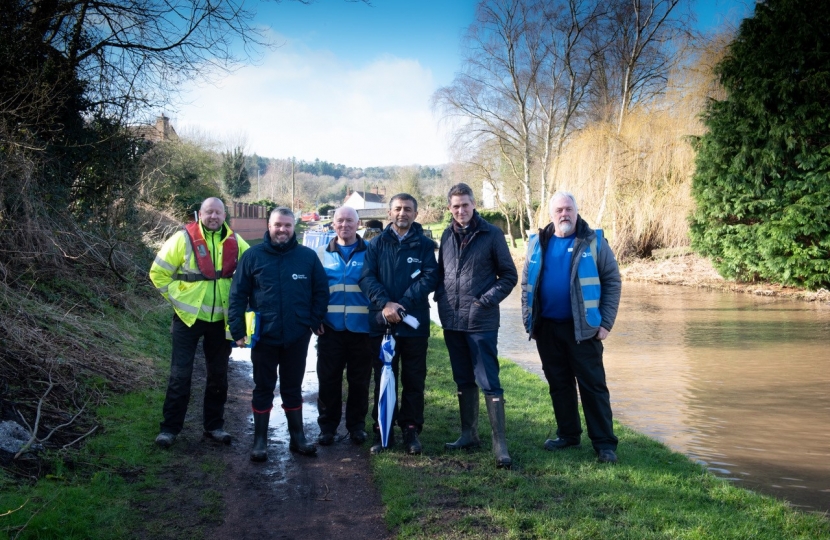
[211,232,218,321]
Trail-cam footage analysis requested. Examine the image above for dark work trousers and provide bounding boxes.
[369,335,428,433]
[316,328,373,434]
[443,329,503,396]
[535,318,618,452]
[250,333,312,412]
[160,314,230,435]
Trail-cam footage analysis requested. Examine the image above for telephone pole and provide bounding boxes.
[291,157,295,214]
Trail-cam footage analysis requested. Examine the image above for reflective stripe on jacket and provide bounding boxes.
[316,237,370,333]
[149,223,249,330]
[522,217,620,341]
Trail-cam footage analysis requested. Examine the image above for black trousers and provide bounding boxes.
[370,335,428,432]
[250,333,311,412]
[160,314,230,435]
[316,328,373,433]
[535,318,618,451]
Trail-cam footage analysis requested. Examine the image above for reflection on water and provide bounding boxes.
[432,283,830,514]
[230,339,320,482]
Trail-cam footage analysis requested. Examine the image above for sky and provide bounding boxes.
[171,0,754,168]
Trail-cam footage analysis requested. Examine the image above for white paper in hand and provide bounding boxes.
[401,314,420,329]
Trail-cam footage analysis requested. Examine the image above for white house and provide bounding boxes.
[343,190,385,210]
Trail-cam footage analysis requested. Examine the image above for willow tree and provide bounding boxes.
[690,0,830,289]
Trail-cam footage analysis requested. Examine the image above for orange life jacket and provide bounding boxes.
[181,221,239,281]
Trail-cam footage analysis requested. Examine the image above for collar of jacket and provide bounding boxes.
[381,221,425,243]
[325,235,367,253]
[261,231,299,253]
[201,222,228,241]
[538,215,591,249]
[452,210,486,235]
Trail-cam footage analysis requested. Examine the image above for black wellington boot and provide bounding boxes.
[250,411,269,462]
[285,407,317,456]
[485,396,512,469]
[445,388,481,450]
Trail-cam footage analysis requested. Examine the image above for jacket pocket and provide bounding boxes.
[294,308,311,327]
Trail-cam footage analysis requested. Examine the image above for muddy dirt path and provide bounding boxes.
[140,340,390,540]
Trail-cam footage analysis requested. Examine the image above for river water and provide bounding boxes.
[461,282,830,514]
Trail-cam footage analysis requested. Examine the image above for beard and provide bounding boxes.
[558,220,574,235]
[270,233,291,246]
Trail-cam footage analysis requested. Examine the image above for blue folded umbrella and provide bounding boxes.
[378,331,397,448]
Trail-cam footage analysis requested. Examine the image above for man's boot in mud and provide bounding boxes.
[250,411,269,462]
[445,387,481,450]
[285,406,317,456]
[485,395,512,469]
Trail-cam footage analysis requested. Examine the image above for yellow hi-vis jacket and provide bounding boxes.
[149,223,250,332]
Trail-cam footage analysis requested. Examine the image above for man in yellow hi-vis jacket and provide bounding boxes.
[149,197,250,448]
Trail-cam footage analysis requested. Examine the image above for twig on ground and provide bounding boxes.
[14,375,54,459]
[62,425,98,449]
[0,500,28,517]
[11,491,59,540]
[316,484,332,501]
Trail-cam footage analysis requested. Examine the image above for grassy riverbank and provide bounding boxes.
[0,304,177,539]
[370,324,830,539]
[3,315,828,539]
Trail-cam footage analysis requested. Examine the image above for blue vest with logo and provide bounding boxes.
[316,246,370,333]
[524,229,603,332]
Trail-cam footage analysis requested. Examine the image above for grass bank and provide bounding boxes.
[370,324,830,539]
[0,298,201,539]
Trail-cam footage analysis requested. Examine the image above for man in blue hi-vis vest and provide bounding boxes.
[521,192,622,464]
[315,206,373,446]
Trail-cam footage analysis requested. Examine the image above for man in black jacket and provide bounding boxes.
[229,207,329,462]
[435,183,518,468]
[359,193,439,455]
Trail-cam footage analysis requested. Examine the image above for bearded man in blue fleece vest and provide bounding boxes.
[521,192,622,464]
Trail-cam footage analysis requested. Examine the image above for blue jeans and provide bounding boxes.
[443,330,502,396]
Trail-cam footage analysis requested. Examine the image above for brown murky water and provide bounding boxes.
[433,283,830,514]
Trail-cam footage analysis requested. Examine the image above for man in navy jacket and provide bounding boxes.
[229,207,328,462]
[359,194,439,455]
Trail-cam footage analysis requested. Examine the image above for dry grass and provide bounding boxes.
[549,38,732,260]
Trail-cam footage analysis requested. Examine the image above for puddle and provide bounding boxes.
[230,336,321,483]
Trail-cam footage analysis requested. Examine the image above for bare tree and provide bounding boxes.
[534,0,606,209]
[433,0,544,230]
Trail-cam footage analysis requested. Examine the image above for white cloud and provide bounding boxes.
[173,38,451,167]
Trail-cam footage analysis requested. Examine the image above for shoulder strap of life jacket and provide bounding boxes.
[180,222,239,282]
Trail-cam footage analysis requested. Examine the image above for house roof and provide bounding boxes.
[348,191,384,203]
[131,115,179,143]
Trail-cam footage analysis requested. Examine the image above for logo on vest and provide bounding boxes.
[350,261,363,267]
[582,252,591,258]
[292,274,308,280]
[407,257,421,264]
